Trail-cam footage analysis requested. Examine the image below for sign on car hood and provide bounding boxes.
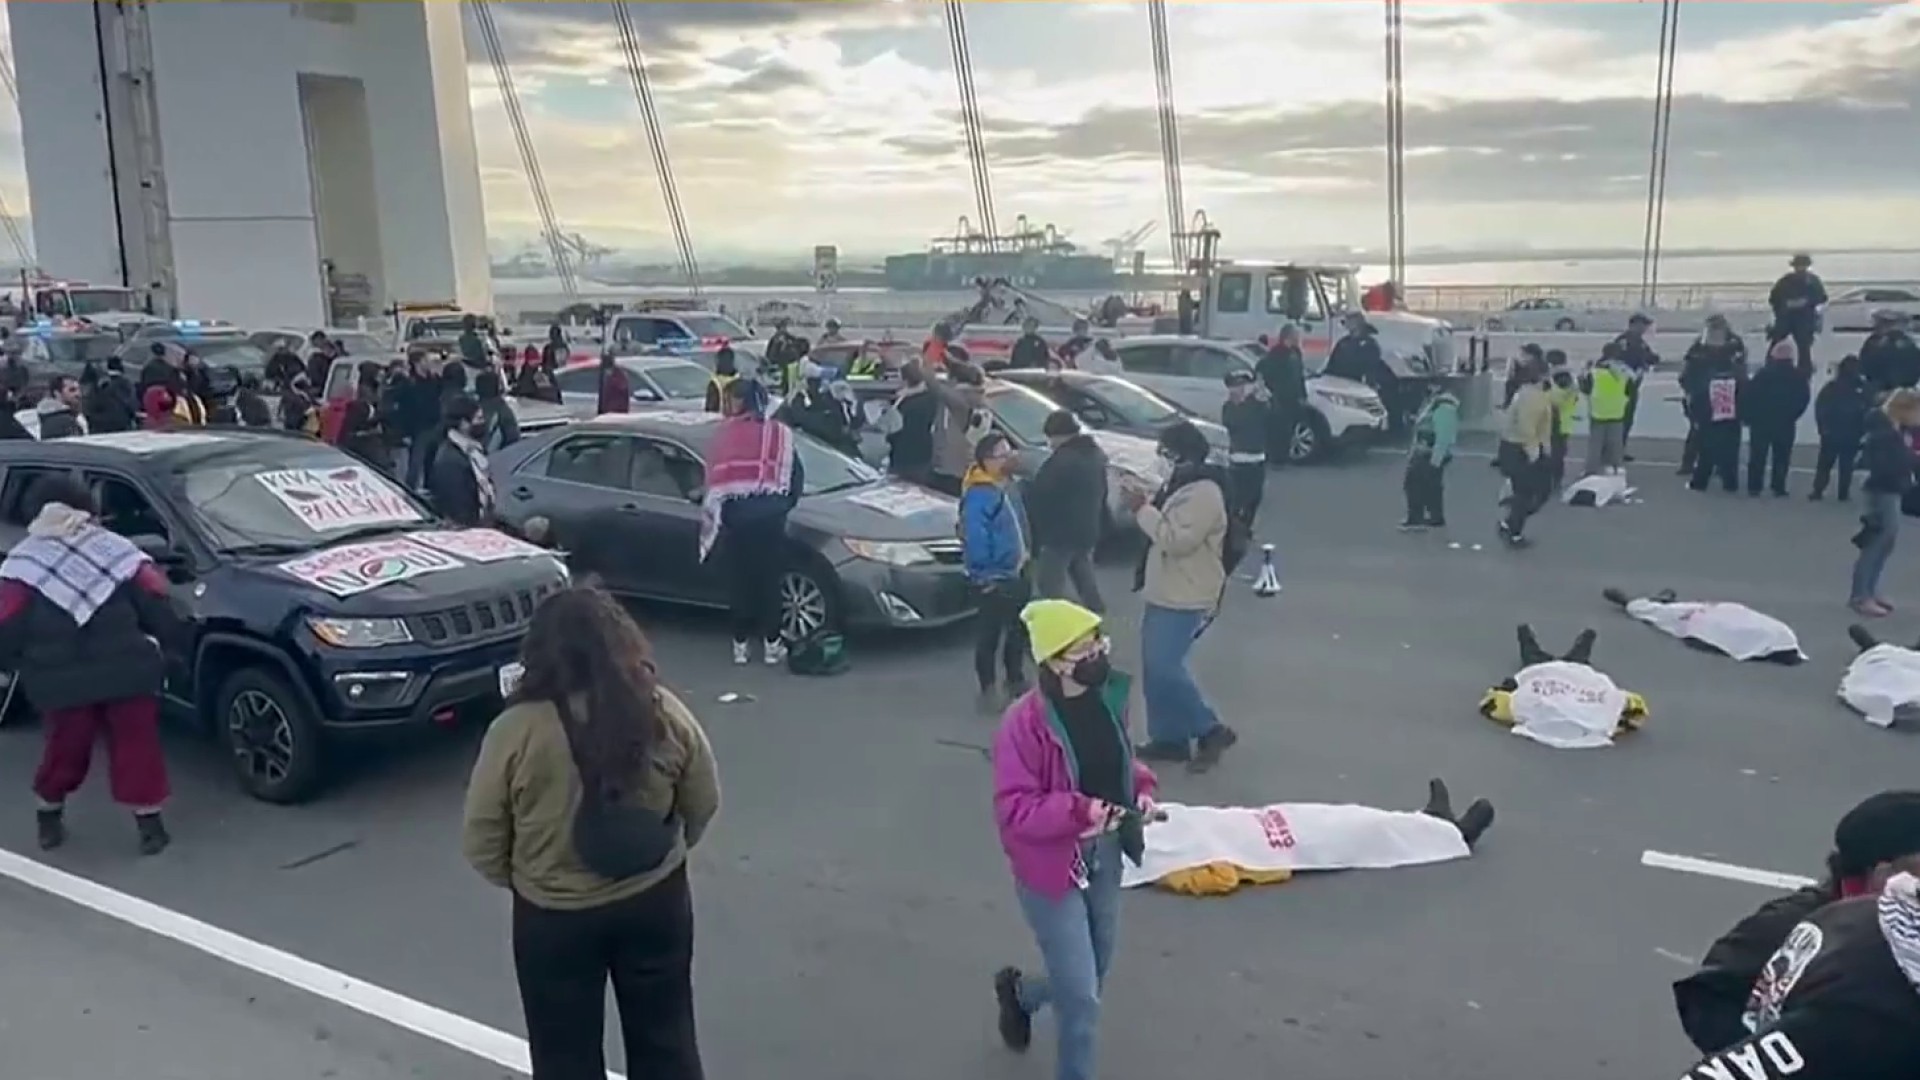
[795,482,958,542]
[275,528,553,598]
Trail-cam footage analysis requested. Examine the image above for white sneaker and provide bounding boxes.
[732,641,750,665]
[763,639,788,666]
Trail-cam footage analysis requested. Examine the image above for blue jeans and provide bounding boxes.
[1851,492,1902,604]
[1014,834,1122,1080]
[1140,603,1221,746]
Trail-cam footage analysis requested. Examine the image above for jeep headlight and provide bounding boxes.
[308,616,414,648]
[844,538,936,567]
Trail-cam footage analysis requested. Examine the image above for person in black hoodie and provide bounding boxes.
[1254,325,1308,467]
[1767,253,1828,372]
[1218,369,1267,528]
[1027,410,1108,613]
[1812,354,1871,501]
[234,372,272,428]
[1610,313,1661,459]
[1679,317,1745,475]
[0,476,184,855]
[265,341,305,393]
[1859,310,1920,395]
[1683,327,1749,493]
[882,361,939,487]
[84,356,141,434]
[1741,338,1812,497]
[775,361,858,457]
[340,363,392,472]
[1008,317,1051,371]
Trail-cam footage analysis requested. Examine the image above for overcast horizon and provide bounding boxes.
[1,1,1918,269]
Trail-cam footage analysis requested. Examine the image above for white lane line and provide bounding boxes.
[1363,446,1819,473]
[1641,850,1817,891]
[0,846,625,1080]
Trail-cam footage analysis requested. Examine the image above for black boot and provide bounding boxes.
[135,812,170,857]
[1848,624,1880,654]
[1455,799,1496,849]
[1187,724,1239,773]
[1602,587,1630,609]
[36,807,65,851]
[1421,779,1456,822]
[1562,628,1598,666]
[1134,740,1191,763]
[993,967,1032,1052]
[1516,625,1552,667]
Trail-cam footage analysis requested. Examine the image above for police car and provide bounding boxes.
[604,304,761,368]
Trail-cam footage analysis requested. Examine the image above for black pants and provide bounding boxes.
[512,866,703,1080]
[1813,436,1861,498]
[1227,461,1266,529]
[1498,442,1546,538]
[722,514,787,645]
[1689,421,1741,491]
[1746,424,1795,495]
[1621,378,1642,451]
[1404,453,1447,525]
[1770,324,1817,370]
[1265,405,1298,466]
[1549,428,1568,488]
[1680,419,1701,474]
[972,574,1030,690]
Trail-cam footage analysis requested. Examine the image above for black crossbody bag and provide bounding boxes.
[552,695,681,880]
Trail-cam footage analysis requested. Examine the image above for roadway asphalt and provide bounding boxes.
[1,437,1916,1079]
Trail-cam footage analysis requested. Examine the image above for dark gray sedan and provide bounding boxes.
[488,411,975,640]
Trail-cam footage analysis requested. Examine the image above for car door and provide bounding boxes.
[616,435,725,605]
[1164,343,1243,419]
[82,470,201,709]
[1113,342,1186,403]
[505,432,652,593]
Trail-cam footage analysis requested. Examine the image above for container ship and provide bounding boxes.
[883,216,1119,292]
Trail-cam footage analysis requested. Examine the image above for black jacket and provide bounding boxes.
[265,348,305,391]
[1325,333,1387,386]
[0,407,30,441]
[1860,330,1920,394]
[1009,333,1052,371]
[0,554,183,711]
[1740,359,1811,430]
[1220,396,1268,457]
[85,373,140,434]
[1674,882,1837,1053]
[1025,434,1108,552]
[1814,373,1872,442]
[778,386,859,457]
[35,402,84,440]
[1768,271,1828,334]
[1681,344,1748,425]
[1679,894,1920,1080]
[428,434,487,527]
[235,388,272,428]
[1255,345,1308,406]
[886,388,939,473]
[1610,331,1662,375]
[1859,409,1914,496]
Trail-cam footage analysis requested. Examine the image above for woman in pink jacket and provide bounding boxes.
[990,599,1158,1080]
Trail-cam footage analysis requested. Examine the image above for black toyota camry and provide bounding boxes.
[488,411,976,640]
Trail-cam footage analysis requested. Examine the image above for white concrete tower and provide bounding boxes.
[10,0,493,327]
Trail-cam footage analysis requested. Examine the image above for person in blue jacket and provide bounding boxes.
[962,431,1031,712]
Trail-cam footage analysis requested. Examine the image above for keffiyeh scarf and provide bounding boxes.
[448,429,497,517]
[1882,871,1920,994]
[699,413,794,562]
[0,503,148,626]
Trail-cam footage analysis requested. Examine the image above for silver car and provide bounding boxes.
[554,355,714,415]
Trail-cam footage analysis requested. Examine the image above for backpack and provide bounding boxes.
[552,695,681,880]
[786,631,851,676]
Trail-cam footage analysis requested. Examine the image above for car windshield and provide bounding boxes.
[642,363,710,400]
[66,289,137,316]
[793,430,881,495]
[28,333,120,366]
[182,444,429,553]
[1091,379,1182,425]
[681,315,748,340]
[183,338,270,372]
[985,382,1058,445]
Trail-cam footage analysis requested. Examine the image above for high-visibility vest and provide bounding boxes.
[1589,366,1630,422]
[707,372,737,412]
[1548,385,1580,436]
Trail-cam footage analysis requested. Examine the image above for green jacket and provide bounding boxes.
[1410,391,1460,462]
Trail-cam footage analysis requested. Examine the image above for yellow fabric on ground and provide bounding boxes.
[1155,862,1294,896]
[1478,688,1648,734]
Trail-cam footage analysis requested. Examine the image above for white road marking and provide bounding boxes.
[1364,445,1819,474]
[1641,850,1817,891]
[0,846,625,1080]
[1653,947,1697,966]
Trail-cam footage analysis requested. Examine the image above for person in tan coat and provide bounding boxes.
[1498,355,1556,547]
[462,586,720,1080]
[1126,420,1240,772]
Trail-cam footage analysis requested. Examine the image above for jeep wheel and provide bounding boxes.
[1288,415,1328,464]
[779,564,839,643]
[216,668,326,804]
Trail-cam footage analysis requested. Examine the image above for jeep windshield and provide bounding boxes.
[180,443,430,555]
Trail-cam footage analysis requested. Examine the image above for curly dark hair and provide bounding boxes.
[512,585,662,798]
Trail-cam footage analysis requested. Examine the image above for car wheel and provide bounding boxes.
[1554,316,1578,332]
[778,563,839,643]
[215,667,326,805]
[1289,414,1328,464]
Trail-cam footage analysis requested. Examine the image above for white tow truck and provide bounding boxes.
[3,279,162,339]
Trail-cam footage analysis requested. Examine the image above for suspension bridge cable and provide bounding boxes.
[1639,0,1679,305]
[1146,0,1187,268]
[1383,0,1407,285]
[611,0,702,297]
[943,0,996,247]
[1648,0,1681,306]
[471,0,578,300]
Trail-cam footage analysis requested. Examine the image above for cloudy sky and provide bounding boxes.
[2,1,1918,267]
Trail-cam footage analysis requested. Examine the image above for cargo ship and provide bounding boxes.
[883,216,1119,292]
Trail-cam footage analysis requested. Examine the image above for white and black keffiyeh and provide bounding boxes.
[0,506,148,626]
[1882,871,1920,994]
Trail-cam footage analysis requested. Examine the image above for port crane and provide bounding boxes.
[1101,222,1157,268]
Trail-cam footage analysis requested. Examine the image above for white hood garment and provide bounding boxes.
[1504,660,1630,750]
[1121,801,1471,891]
[1562,471,1636,508]
[1619,591,1806,663]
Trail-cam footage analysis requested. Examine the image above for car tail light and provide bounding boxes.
[701,336,730,348]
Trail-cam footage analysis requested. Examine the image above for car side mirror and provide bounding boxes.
[633,386,662,403]
[131,533,183,565]
[685,485,706,504]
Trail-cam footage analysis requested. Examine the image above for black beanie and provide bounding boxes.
[1832,791,1920,879]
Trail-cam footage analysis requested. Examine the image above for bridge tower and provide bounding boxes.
[11,1,492,326]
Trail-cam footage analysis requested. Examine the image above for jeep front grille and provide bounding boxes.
[409,582,563,647]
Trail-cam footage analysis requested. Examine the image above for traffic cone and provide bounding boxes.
[1252,544,1281,597]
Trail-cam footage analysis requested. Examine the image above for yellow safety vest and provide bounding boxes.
[1549,385,1580,436]
[1588,366,1629,422]
[707,372,737,412]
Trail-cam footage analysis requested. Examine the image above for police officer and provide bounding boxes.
[1860,309,1920,394]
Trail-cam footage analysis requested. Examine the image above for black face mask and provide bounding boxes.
[1068,655,1112,688]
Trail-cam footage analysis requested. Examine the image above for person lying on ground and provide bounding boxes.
[1604,587,1806,664]
[1121,778,1493,896]
[1838,624,1920,728]
[1479,624,1648,748]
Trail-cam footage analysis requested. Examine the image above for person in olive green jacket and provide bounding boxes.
[462,586,720,1080]
[1498,356,1556,547]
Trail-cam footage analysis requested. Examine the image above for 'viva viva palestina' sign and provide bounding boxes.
[276,530,548,598]
[255,467,425,533]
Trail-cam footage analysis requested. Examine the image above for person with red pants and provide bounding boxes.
[0,475,183,855]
